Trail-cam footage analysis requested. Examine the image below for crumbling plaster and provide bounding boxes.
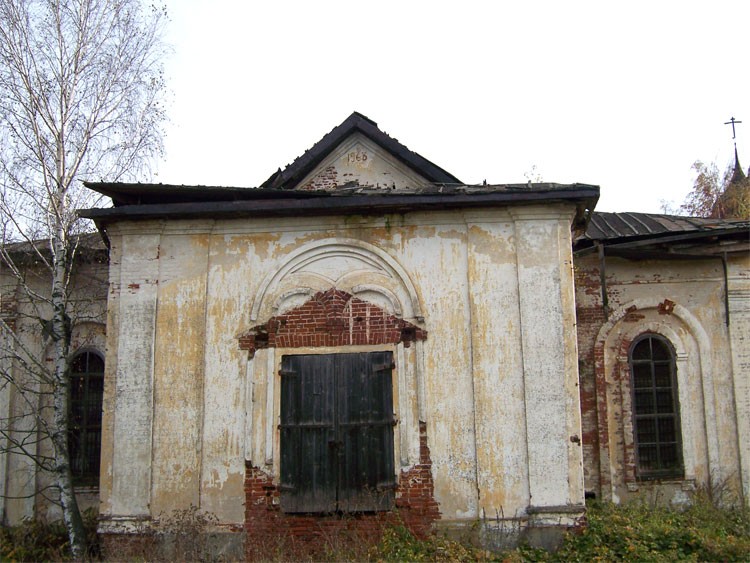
[0,263,107,524]
[99,203,585,533]
[575,252,749,504]
[297,133,431,191]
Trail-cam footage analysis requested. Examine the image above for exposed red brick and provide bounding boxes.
[575,262,610,497]
[624,312,645,322]
[238,288,427,357]
[658,298,675,315]
[300,165,338,191]
[244,422,440,558]
[575,258,671,497]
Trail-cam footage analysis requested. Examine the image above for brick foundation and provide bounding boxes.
[100,532,158,561]
[244,422,440,558]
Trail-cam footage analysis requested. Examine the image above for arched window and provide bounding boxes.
[69,351,104,486]
[629,334,683,479]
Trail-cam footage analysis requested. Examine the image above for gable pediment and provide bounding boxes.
[259,111,461,191]
[296,133,430,191]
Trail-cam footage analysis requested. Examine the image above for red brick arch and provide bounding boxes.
[238,288,427,358]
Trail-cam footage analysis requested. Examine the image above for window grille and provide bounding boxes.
[69,351,104,486]
[629,335,683,479]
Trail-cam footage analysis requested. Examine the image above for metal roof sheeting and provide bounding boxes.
[585,212,749,241]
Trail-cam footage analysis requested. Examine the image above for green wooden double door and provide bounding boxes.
[279,351,396,513]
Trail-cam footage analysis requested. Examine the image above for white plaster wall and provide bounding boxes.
[511,208,584,514]
[465,213,530,517]
[201,226,260,521]
[108,232,159,517]
[727,254,750,503]
[0,261,108,524]
[100,203,584,527]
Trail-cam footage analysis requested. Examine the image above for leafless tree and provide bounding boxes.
[0,0,167,556]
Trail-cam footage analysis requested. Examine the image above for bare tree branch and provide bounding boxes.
[0,0,167,557]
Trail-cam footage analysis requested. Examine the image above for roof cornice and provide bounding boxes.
[80,185,599,231]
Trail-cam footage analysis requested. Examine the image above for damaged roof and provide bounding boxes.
[83,180,598,207]
[577,211,750,256]
[1,232,107,264]
[80,112,599,232]
[584,212,749,240]
[79,182,600,231]
[259,112,462,190]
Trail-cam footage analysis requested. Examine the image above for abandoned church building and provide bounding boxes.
[0,112,748,555]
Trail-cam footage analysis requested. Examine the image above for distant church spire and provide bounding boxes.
[713,117,749,219]
[724,117,747,182]
[730,145,747,184]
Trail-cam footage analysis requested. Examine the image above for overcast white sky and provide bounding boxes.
[157,0,749,214]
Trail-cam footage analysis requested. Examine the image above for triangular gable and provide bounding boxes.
[260,112,461,191]
[295,132,436,191]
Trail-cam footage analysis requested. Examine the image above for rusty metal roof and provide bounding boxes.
[584,212,749,241]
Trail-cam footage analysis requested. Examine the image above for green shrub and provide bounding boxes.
[249,523,492,562]
[153,505,219,562]
[551,497,750,562]
[251,497,750,562]
[370,524,487,562]
[8,495,742,562]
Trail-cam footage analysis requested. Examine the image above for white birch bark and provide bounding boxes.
[0,0,167,557]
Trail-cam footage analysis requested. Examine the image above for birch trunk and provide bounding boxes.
[0,2,167,557]
[50,236,86,558]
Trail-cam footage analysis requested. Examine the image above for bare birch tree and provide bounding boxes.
[0,0,166,556]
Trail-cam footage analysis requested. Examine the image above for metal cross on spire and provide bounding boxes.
[724,116,742,139]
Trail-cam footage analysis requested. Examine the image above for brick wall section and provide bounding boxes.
[574,261,608,498]
[1,293,17,331]
[239,288,427,357]
[244,422,440,556]
[241,287,436,557]
[575,259,637,497]
[300,165,338,191]
[394,421,441,535]
[575,257,676,498]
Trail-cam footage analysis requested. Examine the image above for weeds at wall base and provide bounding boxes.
[2,491,749,561]
[0,508,100,561]
[100,505,236,562]
[246,522,493,562]
[520,496,750,562]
